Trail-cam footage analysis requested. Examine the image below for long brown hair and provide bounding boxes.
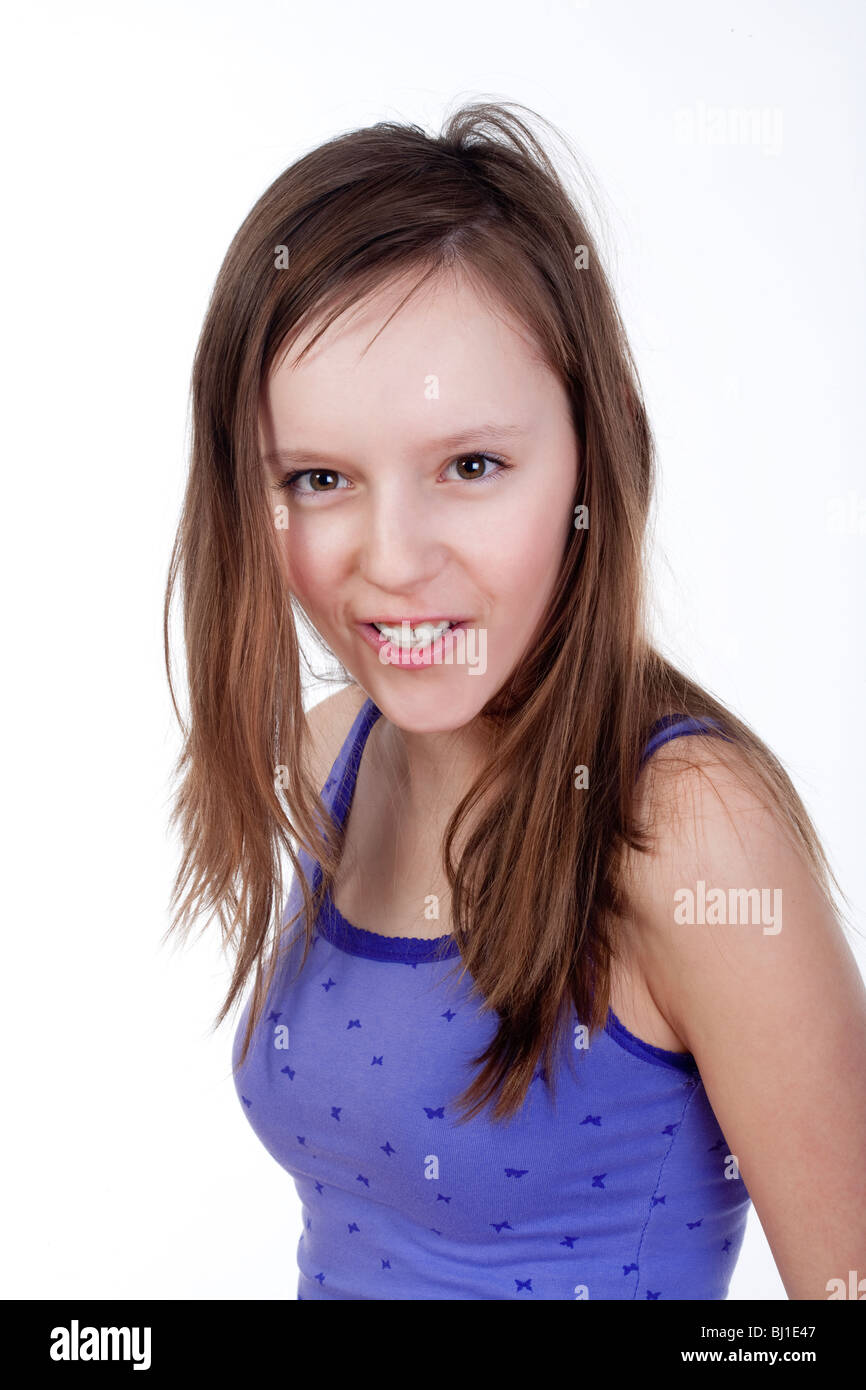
[164,100,848,1125]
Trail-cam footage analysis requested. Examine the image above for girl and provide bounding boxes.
[164,101,866,1300]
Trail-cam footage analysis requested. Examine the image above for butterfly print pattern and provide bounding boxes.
[233,699,751,1299]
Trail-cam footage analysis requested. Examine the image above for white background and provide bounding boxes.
[2,0,864,1301]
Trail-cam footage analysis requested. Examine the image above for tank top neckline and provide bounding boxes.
[312,695,723,980]
[312,696,703,1072]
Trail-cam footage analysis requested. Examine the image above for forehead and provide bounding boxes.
[261,266,556,438]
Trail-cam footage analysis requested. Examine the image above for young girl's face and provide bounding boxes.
[260,267,579,734]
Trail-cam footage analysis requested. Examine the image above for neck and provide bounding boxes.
[373,711,494,827]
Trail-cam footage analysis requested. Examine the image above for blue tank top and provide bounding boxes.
[232,697,751,1300]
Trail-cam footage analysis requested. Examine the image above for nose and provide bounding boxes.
[356,476,450,593]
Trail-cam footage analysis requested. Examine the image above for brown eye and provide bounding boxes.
[307,470,338,491]
[278,469,345,494]
[447,453,510,485]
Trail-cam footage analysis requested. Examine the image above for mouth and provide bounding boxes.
[356,617,470,655]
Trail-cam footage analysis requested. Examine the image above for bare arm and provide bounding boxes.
[623,744,866,1300]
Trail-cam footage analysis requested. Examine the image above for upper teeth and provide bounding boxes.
[373,620,453,645]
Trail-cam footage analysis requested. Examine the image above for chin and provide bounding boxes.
[363,677,492,735]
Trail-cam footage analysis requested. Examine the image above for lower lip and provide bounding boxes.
[355,621,470,670]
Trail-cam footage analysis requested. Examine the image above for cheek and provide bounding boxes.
[282,533,328,609]
[284,511,354,586]
[488,518,569,640]
[502,509,567,591]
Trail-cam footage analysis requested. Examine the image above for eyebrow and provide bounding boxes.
[262,422,527,468]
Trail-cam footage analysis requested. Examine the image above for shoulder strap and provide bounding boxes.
[639,713,731,770]
[327,697,381,826]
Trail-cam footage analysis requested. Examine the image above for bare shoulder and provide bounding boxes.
[302,682,369,793]
[622,732,805,958]
[619,725,860,1060]
[631,728,767,823]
